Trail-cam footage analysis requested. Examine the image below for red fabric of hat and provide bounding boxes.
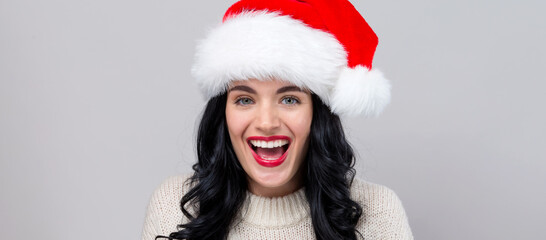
[225,0,378,69]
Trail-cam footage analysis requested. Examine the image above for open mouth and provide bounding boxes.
[247,136,291,167]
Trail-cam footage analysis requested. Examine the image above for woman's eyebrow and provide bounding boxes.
[277,86,304,94]
[229,85,256,94]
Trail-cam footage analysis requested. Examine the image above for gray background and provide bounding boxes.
[1,0,545,239]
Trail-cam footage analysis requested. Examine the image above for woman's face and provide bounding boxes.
[226,79,313,197]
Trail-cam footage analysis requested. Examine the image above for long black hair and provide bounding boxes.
[158,93,362,240]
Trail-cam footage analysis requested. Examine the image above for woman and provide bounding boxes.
[142,0,412,239]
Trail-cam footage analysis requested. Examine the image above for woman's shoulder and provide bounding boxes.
[150,173,194,205]
[350,178,403,208]
[141,173,194,240]
[154,173,194,195]
[350,178,414,239]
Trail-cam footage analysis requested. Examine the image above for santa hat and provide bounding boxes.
[191,0,390,117]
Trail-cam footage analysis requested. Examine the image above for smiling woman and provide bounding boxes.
[141,0,412,239]
[226,80,313,197]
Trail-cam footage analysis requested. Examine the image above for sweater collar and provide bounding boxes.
[237,188,310,227]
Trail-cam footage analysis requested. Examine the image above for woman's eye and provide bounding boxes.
[281,97,299,105]
[235,97,254,105]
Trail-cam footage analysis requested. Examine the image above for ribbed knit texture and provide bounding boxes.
[141,175,413,240]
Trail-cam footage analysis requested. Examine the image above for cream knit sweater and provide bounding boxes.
[141,175,413,240]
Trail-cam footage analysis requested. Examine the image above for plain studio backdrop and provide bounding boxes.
[1,0,545,239]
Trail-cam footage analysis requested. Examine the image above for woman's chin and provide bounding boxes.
[246,168,302,196]
[251,171,288,187]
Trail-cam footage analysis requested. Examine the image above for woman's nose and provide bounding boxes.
[255,103,281,133]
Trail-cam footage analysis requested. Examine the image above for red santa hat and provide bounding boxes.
[192,0,390,117]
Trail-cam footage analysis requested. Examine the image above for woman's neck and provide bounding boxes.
[247,172,304,197]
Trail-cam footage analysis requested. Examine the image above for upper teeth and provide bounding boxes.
[250,140,289,148]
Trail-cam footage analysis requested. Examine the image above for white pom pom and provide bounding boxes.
[330,66,391,117]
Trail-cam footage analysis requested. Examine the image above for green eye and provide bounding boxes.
[236,97,254,105]
[281,97,299,105]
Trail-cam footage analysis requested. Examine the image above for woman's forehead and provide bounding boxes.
[228,79,308,93]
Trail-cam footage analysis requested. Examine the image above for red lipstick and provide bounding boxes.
[247,136,291,167]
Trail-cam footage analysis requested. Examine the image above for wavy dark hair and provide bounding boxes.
[157,93,362,240]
